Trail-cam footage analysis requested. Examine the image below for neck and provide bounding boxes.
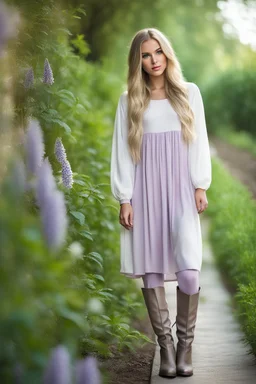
[149,74,165,90]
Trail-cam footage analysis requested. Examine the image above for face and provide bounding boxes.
[141,38,167,76]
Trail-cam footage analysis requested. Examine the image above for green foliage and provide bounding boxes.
[204,67,256,138]
[0,163,87,381]
[236,282,256,353]
[3,0,256,380]
[0,1,149,382]
[96,0,255,86]
[207,158,256,354]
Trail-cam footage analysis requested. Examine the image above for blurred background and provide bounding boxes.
[0,0,256,382]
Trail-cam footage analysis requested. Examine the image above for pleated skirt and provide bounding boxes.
[121,130,202,282]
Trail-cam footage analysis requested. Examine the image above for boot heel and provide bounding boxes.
[159,343,176,378]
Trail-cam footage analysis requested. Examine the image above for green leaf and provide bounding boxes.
[47,109,59,116]
[94,274,105,282]
[70,211,85,225]
[79,193,90,198]
[57,28,73,36]
[55,89,76,102]
[58,308,85,330]
[79,230,93,241]
[88,252,103,262]
[98,290,115,299]
[119,323,130,331]
[73,180,86,186]
[84,252,103,268]
[76,103,86,111]
[76,8,87,16]
[51,119,71,134]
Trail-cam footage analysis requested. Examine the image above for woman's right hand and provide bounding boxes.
[119,203,133,230]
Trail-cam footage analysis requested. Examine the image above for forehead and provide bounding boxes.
[141,38,161,53]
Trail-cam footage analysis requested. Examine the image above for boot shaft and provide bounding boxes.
[176,287,200,346]
[141,286,173,345]
[141,286,176,378]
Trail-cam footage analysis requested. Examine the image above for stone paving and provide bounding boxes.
[150,218,256,384]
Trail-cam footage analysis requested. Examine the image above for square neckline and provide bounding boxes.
[150,98,168,101]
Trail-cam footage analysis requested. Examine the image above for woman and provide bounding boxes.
[110,28,211,378]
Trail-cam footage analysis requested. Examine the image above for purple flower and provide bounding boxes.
[55,137,67,164]
[25,119,45,175]
[43,58,54,85]
[43,345,71,384]
[36,158,57,208]
[41,188,68,250]
[24,67,34,89]
[75,356,102,384]
[36,157,68,250]
[61,160,73,189]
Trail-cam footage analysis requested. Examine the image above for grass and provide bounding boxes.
[206,157,256,355]
[214,126,256,157]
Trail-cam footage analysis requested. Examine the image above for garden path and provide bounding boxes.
[149,217,256,384]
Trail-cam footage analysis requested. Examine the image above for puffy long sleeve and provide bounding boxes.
[188,84,212,190]
[110,92,136,205]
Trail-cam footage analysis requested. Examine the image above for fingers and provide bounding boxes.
[120,216,133,230]
[197,200,208,214]
[195,194,208,214]
[129,210,133,227]
[119,206,133,230]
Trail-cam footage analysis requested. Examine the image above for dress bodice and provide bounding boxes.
[143,99,181,134]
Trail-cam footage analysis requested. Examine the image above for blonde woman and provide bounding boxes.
[110,28,211,378]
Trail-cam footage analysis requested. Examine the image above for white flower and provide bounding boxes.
[87,298,104,314]
[68,241,84,258]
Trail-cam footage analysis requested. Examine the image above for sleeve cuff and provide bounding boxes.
[194,184,210,191]
[120,199,131,205]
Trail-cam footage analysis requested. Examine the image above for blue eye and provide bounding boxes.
[142,49,163,59]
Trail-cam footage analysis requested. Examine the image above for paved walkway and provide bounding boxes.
[149,218,256,383]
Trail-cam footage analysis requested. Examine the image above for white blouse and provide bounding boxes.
[110,82,212,205]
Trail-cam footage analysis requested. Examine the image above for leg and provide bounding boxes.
[175,269,200,377]
[142,272,165,288]
[141,273,176,378]
[176,269,200,295]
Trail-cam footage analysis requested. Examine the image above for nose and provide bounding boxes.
[151,54,157,64]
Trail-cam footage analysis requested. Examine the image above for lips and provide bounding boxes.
[152,65,161,70]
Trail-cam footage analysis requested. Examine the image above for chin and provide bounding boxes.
[151,70,165,76]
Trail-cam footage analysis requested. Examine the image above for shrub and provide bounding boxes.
[207,157,256,354]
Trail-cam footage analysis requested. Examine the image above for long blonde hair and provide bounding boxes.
[127,28,196,164]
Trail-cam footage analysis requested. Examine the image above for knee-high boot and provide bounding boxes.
[176,286,200,377]
[141,286,176,378]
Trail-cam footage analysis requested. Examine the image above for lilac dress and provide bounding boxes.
[110,82,212,282]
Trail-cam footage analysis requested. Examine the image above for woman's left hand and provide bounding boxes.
[195,188,208,214]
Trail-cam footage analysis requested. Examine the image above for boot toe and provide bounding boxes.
[159,368,176,378]
[177,363,193,377]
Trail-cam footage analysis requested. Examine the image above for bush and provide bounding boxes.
[0,2,149,382]
[203,68,256,138]
[207,157,256,354]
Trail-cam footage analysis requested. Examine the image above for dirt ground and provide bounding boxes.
[100,314,155,384]
[210,135,256,199]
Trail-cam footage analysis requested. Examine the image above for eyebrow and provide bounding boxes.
[141,47,162,54]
